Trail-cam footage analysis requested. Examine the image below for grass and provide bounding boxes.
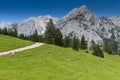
[0,34,34,52]
[0,43,120,80]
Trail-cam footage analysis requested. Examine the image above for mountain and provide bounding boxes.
[56,5,120,47]
[1,5,120,48]
[18,15,59,35]
[0,15,59,36]
[56,5,102,47]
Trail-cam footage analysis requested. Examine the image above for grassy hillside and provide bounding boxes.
[0,34,34,52]
[0,44,120,80]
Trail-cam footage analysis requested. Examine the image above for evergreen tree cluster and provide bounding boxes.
[0,27,44,42]
[63,35,87,51]
[63,36,72,48]
[81,35,87,49]
[18,30,44,42]
[44,19,88,51]
[90,40,104,58]
[104,39,118,55]
[71,36,80,51]
[0,27,18,37]
[44,19,63,46]
[92,44,104,58]
[44,19,90,51]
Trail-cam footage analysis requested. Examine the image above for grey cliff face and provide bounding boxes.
[56,5,120,47]
[17,15,59,36]
[56,5,102,47]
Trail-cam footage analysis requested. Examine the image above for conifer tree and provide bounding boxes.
[13,26,18,37]
[81,35,87,49]
[63,36,72,47]
[7,28,13,36]
[31,29,39,42]
[3,28,8,35]
[72,36,79,51]
[0,28,2,34]
[104,39,118,55]
[92,45,104,58]
[38,35,45,42]
[54,28,63,46]
[91,40,96,49]
[77,37,81,48]
[19,34,25,39]
[44,19,56,44]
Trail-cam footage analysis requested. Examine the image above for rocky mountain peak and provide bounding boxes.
[78,5,89,13]
[63,5,94,20]
[79,5,87,9]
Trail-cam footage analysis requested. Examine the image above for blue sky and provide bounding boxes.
[0,0,120,23]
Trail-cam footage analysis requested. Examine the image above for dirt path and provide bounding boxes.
[0,43,44,56]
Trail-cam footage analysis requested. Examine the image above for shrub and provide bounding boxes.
[85,50,89,53]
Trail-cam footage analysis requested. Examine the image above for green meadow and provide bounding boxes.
[0,35,120,80]
[0,34,34,52]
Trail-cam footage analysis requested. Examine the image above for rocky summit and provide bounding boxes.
[56,5,120,47]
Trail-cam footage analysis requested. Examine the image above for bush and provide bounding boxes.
[108,51,112,55]
[92,45,104,58]
[85,50,89,53]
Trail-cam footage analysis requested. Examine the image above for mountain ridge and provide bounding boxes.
[0,5,120,47]
[56,5,120,47]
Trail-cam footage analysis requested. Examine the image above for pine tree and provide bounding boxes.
[63,36,72,47]
[31,29,39,42]
[92,45,104,58]
[72,36,79,51]
[3,28,8,35]
[13,26,18,37]
[38,35,45,42]
[44,19,56,44]
[0,28,2,34]
[77,37,81,48]
[91,40,96,50]
[19,34,25,39]
[54,28,63,46]
[104,39,118,55]
[7,28,14,36]
[81,35,87,49]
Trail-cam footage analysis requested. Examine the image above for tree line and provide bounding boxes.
[0,27,17,37]
[0,27,44,42]
[44,19,88,50]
